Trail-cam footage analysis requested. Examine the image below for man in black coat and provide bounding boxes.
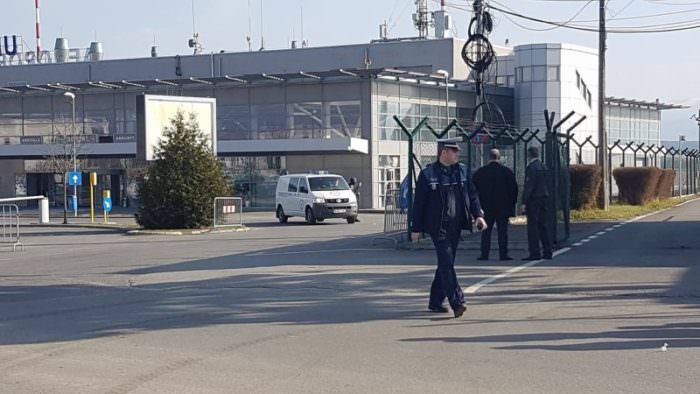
[473,149,518,261]
[522,146,553,260]
[412,138,487,318]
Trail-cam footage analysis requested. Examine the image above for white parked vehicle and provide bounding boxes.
[275,174,358,224]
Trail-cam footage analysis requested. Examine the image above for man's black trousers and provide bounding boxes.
[480,215,510,259]
[429,227,465,309]
[526,197,552,258]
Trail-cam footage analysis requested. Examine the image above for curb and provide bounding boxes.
[126,226,249,236]
[23,223,134,232]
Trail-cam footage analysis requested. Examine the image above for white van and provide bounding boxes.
[275,174,358,224]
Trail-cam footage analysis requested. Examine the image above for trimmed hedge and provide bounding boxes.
[570,165,602,210]
[613,167,675,205]
[656,169,676,200]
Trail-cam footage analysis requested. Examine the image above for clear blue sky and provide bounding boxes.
[3,0,699,141]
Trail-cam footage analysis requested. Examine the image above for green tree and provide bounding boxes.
[136,111,230,229]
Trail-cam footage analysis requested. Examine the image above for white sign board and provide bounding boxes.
[136,94,217,161]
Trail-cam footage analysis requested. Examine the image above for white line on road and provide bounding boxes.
[464,197,700,296]
[464,247,572,294]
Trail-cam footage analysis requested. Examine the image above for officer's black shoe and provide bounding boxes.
[500,256,514,261]
[543,254,553,260]
[476,256,489,261]
[428,305,449,313]
[453,304,467,318]
[521,255,542,261]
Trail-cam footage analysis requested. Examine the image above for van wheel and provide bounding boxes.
[276,206,288,224]
[305,207,317,225]
[346,216,357,224]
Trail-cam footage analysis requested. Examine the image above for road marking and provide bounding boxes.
[465,247,572,294]
[464,197,700,296]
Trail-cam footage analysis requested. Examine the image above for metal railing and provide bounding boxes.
[213,197,244,227]
[1,204,23,252]
[373,190,408,245]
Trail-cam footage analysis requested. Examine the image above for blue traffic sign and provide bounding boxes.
[103,197,113,213]
[68,171,82,186]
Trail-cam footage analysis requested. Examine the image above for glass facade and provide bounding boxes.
[222,156,285,208]
[0,85,363,143]
[605,104,661,145]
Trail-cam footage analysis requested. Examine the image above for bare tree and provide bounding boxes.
[36,116,84,224]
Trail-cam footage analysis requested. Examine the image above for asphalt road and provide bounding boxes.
[1,202,698,393]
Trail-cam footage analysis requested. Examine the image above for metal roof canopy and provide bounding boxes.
[606,96,688,110]
[0,68,467,95]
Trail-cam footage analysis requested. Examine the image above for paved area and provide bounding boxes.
[1,202,699,393]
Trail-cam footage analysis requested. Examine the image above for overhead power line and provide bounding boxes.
[485,3,700,33]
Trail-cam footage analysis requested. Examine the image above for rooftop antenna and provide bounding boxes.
[259,0,265,51]
[188,0,203,54]
[301,3,308,48]
[246,0,253,51]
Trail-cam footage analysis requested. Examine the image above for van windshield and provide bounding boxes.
[309,177,350,191]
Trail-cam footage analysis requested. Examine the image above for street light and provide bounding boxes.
[63,91,77,218]
[434,69,450,125]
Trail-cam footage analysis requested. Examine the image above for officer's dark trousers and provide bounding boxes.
[429,224,465,309]
[480,214,510,259]
[526,197,552,258]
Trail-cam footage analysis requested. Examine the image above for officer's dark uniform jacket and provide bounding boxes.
[412,161,483,236]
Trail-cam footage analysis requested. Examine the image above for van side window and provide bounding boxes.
[298,178,309,194]
[288,177,299,193]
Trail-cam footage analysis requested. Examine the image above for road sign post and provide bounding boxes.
[90,172,97,223]
[68,171,82,217]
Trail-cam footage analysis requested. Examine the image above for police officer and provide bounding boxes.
[412,138,487,318]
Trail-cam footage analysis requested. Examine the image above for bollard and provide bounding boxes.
[40,197,50,224]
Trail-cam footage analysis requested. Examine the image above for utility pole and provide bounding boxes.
[597,0,609,210]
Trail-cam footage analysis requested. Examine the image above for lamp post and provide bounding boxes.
[64,91,77,217]
[434,69,450,126]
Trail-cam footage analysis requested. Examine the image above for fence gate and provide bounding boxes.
[213,197,244,227]
[1,204,23,252]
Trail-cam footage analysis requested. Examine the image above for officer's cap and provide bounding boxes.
[437,137,462,151]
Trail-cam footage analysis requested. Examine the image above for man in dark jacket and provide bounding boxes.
[473,149,518,261]
[412,138,487,318]
[522,146,552,260]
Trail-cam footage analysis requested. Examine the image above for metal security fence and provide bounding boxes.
[1,204,23,252]
[373,189,408,246]
[213,197,244,227]
[394,109,582,245]
[565,134,700,198]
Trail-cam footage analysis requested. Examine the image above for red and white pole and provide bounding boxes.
[35,0,42,61]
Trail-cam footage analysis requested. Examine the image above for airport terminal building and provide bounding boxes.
[0,36,680,209]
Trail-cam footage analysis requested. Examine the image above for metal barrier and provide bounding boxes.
[213,197,244,227]
[1,204,23,252]
[373,190,408,246]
